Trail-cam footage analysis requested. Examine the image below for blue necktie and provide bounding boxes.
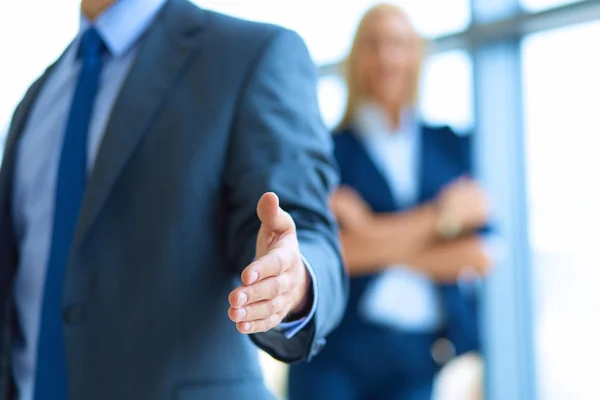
[34,28,106,400]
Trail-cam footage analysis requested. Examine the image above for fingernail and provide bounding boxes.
[238,292,247,306]
[249,272,258,284]
[237,308,247,320]
[243,322,251,332]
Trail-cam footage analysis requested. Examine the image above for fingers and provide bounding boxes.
[257,192,295,232]
[228,274,293,334]
[227,192,303,334]
[228,295,287,323]
[235,312,287,334]
[241,247,292,286]
[228,274,292,308]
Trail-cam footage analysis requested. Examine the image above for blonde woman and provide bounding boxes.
[288,4,494,399]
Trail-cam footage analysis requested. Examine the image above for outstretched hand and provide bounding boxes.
[228,193,310,334]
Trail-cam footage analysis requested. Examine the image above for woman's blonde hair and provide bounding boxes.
[338,3,426,130]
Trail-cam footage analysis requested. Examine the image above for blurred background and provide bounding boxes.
[1,0,600,399]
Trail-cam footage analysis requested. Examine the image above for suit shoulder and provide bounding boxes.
[202,8,296,52]
[191,8,312,78]
[168,1,299,51]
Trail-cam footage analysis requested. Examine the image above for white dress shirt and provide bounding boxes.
[354,102,444,332]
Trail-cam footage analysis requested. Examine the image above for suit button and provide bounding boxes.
[431,338,456,365]
[62,305,82,325]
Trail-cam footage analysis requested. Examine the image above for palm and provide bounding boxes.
[228,192,310,334]
[255,226,284,259]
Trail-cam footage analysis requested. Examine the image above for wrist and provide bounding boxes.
[289,266,312,318]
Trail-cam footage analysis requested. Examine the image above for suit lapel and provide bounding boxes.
[419,125,446,203]
[418,125,433,203]
[421,125,472,206]
[343,130,398,213]
[0,68,56,184]
[0,68,56,284]
[73,0,207,249]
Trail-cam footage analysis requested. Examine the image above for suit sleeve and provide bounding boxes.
[223,28,348,363]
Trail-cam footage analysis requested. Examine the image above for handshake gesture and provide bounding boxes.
[228,193,311,334]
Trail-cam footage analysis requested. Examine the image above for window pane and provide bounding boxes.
[419,50,474,132]
[399,0,471,38]
[521,0,583,12]
[198,0,470,65]
[0,0,79,153]
[317,75,347,130]
[522,21,600,400]
[315,50,474,134]
[314,50,473,135]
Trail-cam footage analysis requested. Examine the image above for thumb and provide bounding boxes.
[257,192,294,232]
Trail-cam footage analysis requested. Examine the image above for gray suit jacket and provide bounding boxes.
[0,1,347,399]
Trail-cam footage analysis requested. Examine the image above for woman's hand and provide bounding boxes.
[436,178,490,234]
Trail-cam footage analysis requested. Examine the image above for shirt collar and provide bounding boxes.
[354,100,419,140]
[79,0,168,57]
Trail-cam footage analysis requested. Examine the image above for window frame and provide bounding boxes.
[319,1,600,399]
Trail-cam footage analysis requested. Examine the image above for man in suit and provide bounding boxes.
[0,0,347,399]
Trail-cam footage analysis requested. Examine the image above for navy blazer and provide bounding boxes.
[289,123,480,400]
[333,124,479,354]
